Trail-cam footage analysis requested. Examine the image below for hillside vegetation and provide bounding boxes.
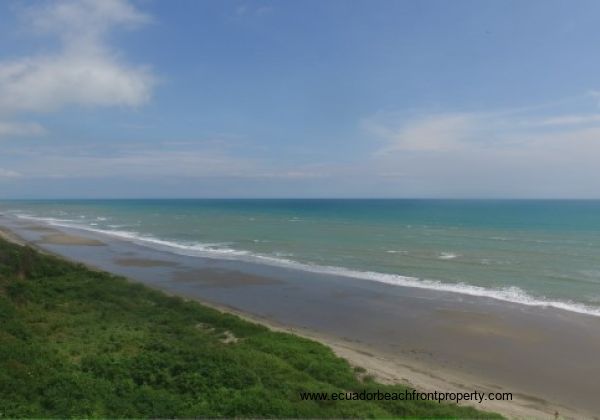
[0,237,499,418]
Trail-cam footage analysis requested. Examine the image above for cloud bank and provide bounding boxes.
[362,103,600,197]
[0,0,155,138]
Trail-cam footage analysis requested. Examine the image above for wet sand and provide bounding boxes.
[115,257,180,268]
[173,268,283,288]
[1,215,599,418]
[0,226,26,246]
[38,233,105,246]
[22,224,58,233]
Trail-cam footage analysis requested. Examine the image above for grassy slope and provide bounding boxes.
[0,238,499,418]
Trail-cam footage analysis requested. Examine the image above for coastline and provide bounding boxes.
[1,218,597,418]
[0,225,27,246]
[180,301,574,419]
[9,209,600,319]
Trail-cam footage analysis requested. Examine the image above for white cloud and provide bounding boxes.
[0,168,22,178]
[0,53,154,113]
[365,107,600,155]
[0,0,155,115]
[26,0,150,41]
[0,121,46,138]
[587,90,600,98]
[235,4,272,18]
[362,105,600,197]
[364,112,480,153]
[525,114,600,127]
[2,140,336,182]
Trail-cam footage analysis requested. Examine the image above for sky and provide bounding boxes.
[1,0,600,198]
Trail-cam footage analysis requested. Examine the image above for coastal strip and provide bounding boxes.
[0,219,594,418]
[0,229,495,418]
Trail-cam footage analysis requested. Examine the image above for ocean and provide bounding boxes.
[2,199,600,316]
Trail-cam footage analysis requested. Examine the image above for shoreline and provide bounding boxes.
[11,214,600,320]
[0,229,494,419]
[176,300,573,419]
[0,219,596,418]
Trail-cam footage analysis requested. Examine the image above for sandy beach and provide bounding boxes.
[1,215,599,419]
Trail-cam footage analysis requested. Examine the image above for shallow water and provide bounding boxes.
[2,199,600,315]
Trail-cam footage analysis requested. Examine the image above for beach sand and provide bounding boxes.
[198,302,571,419]
[1,216,598,419]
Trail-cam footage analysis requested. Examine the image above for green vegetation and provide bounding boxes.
[0,237,500,418]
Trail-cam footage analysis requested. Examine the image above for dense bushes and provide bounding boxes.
[0,238,499,418]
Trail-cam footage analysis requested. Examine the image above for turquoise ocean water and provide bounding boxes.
[2,199,600,316]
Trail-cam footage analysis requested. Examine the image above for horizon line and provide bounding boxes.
[2,197,600,201]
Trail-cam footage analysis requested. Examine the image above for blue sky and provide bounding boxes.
[1,0,600,198]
